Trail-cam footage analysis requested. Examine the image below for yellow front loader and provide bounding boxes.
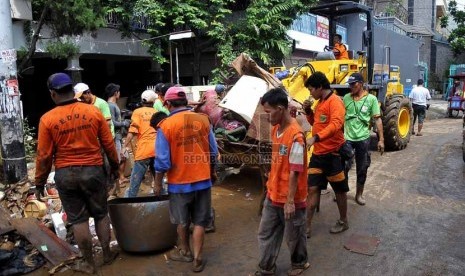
[272,1,412,151]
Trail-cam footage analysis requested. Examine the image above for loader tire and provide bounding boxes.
[382,96,412,151]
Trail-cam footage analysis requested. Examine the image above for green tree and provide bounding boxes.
[106,0,318,84]
[441,0,465,55]
[19,0,107,72]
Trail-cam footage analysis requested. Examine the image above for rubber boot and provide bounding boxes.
[355,184,366,206]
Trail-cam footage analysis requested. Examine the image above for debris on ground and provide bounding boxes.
[343,233,381,256]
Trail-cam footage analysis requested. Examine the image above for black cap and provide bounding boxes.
[347,73,364,84]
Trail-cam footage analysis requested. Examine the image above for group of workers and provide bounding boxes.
[253,71,384,275]
[33,73,219,273]
[32,67,429,275]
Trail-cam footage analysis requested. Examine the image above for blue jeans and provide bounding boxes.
[125,157,155,197]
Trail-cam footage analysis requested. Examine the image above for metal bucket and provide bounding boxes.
[108,195,177,253]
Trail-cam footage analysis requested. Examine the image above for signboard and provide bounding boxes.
[317,16,329,39]
[0,49,17,64]
[291,14,317,36]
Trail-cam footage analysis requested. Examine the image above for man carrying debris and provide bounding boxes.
[153,86,218,273]
[34,73,119,274]
[252,88,310,276]
[303,71,349,235]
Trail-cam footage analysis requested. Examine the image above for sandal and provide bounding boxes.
[416,133,423,136]
[249,270,275,276]
[288,262,310,276]
[249,266,276,276]
[192,259,206,273]
[168,248,193,262]
[329,220,349,234]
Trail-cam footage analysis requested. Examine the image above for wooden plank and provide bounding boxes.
[10,218,78,266]
[0,206,14,235]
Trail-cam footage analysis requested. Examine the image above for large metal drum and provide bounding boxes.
[108,196,177,252]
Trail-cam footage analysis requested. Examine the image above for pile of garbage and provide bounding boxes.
[195,53,304,144]
[0,173,94,275]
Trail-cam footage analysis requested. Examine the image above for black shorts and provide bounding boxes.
[308,153,349,193]
[169,188,211,228]
[54,166,108,225]
[412,104,426,124]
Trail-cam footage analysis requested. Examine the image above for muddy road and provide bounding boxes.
[33,115,465,276]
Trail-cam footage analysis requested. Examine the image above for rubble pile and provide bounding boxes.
[0,180,33,219]
[0,176,80,275]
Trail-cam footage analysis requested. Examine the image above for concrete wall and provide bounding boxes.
[12,21,151,57]
[411,0,435,31]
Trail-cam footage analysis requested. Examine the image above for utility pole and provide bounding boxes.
[0,1,27,184]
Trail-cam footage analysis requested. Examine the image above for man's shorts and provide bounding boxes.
[54,166,108,225]
[308,153,349,193]
[169,187,211,228]
[412,104,426,124]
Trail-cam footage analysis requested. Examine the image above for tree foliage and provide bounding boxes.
[19,0,108,71]
[443,0,465,55]
[32,0,107,37]
[24,0,319,82]
[105,0,318,82]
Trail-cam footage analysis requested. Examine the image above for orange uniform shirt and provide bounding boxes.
[128,106,157,161]
[157,110,212,184]
[306,92,345,155]
[334,42,349,60]
[35,100,118,185]
[267,119,308,206]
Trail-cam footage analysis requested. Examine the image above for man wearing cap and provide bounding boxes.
[215,84,226,99]
[343,72,384,205]
[123,89,158,197]
[106,83,131,190]
[153,86,218,273]
[74,82,115,138]
[35,73,119,273]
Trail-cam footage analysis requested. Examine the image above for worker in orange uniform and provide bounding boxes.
[252,88,310,276]
[153,86,218,273]
[34,73,119,274]
[124,89,158,197]
[303,71,349,236]
[333,34,349,60]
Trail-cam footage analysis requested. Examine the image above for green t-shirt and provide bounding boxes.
[343,93,380,141]
[153,98,170,115]
[94,96,115,138]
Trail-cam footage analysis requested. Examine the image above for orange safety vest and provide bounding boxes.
[267,119,308,204]
[159,110,212,184]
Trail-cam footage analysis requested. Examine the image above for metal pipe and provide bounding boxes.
[176,47,179,84]
[169,41,173,83]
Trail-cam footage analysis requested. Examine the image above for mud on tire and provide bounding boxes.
[382,96,413,151]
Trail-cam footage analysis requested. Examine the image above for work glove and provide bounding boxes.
[30,184,45,201]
